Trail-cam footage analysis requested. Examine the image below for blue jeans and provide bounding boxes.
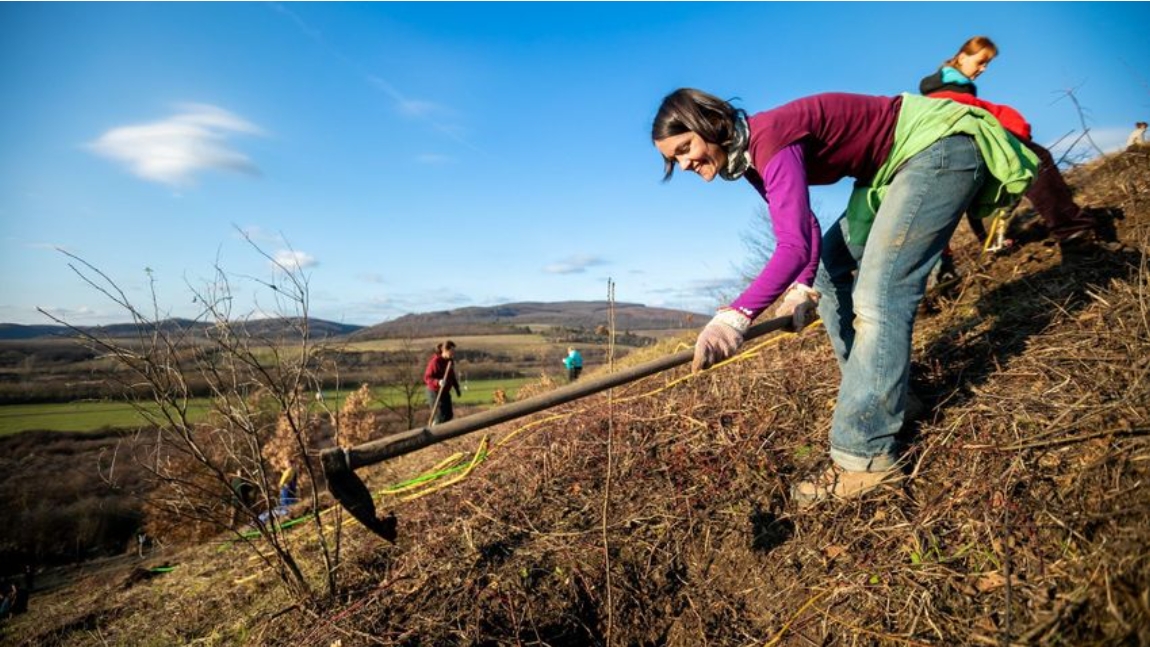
[814,135,987,471]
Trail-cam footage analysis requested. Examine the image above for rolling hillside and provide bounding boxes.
[5,146,1149,646]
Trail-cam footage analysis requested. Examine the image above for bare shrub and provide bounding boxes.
[39,233,345,602]
[336,383,378,448]
[514,372,558,400]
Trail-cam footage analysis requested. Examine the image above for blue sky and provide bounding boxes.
[2,2,1148,327]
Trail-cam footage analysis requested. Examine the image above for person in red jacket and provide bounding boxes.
[423,340,461,425]
[920,36,1124,257]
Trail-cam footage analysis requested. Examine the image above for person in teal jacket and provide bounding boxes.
[563,347,583,382]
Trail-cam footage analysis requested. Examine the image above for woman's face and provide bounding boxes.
[955,48,995,80]
[655,131,728,182]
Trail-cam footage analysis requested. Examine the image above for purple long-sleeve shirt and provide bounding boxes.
[728,93,902,320]
[728,144,822,318]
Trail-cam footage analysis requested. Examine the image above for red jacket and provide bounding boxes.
[423,354,460,395]
[927,90,1032,141]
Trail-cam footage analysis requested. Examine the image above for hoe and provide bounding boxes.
[320,315,792,541]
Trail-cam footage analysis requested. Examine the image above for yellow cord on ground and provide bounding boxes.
[397,435,490,502]
[762,588,832,647]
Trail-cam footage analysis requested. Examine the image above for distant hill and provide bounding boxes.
[0,324,71,340]
[0,318,363,341]
[1,301,702,342]
[350,301,703,340]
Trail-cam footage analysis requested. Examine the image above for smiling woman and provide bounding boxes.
[652,88,743,183]
[651,86,1038,506]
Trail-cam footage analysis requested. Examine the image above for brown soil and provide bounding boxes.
[5,147,1149,647]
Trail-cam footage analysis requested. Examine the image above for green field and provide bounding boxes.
[0,377,538,436]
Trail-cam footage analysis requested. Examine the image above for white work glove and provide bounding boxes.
[692,308,751,372]
[776,283,820,331]
[437,379,445,387]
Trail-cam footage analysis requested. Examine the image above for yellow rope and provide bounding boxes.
[379,451,468,495]
[762,588,832,647]
[397,436,490,502]
[823,614,934,646]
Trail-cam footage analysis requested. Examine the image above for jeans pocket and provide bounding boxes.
[935,135,982,172]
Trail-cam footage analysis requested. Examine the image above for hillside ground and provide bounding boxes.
[4,147,1149,646]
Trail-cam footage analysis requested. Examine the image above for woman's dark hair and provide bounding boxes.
[651,88,745,181]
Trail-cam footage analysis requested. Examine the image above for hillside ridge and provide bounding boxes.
[1,301,701,342]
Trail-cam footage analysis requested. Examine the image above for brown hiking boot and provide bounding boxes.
[791,463,904,508]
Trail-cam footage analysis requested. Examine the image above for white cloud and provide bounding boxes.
[543,254,608,275]
[88,103,264,187]
[272,249,317,271]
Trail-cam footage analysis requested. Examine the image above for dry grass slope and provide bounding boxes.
[5,147,1149,646]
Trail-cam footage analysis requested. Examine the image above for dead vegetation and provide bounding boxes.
[4,148,1149,646]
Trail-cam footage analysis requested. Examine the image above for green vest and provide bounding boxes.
[845,93,1039,247]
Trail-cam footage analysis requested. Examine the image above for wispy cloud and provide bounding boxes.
[267,5,480,154]
[268,2,323,42]
[397,99,450,119]
[356,272,387,284]
[33,305,125,326]
[340,289,475,323]
[415,153,455,165]
[645,277,740,314]
[88,104,264,187]
[1046,126,1135,161]
[234,225,289,247]
[365,75,477,150]
[543,254,609,275]
[24,241,70,252]
[272,249,317,271]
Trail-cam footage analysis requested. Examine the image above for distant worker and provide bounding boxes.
[229,469,256,528]
[1127,121,1147,149]
[920,36,1125,256]
[278,463,299,509]
[563,347,584,382]
[423,340,461,425]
